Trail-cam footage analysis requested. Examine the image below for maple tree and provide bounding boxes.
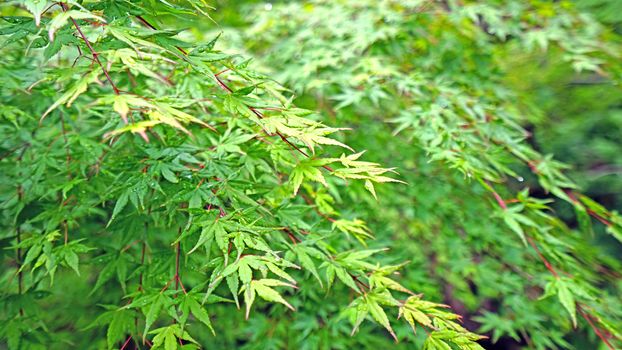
[1,1,621,349]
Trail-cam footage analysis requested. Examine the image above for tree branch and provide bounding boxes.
[60,2,121,96]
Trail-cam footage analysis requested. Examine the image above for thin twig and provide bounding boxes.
[527,237,558,278]
[578,306,615,350]
[60,2,121,95]
[175,241,181,291]
[120,335,133,350]
[301,193,336,222]
[486,181,507,210]
[135,15,187,55]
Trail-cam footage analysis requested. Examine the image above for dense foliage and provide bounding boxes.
[1,1,621,349]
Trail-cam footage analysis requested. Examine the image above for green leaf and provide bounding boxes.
[350,300,369,336]
[143,294,165,339]
[64,250,79,275]
[238,259,253,284]
[107,310,132,349]
[296,248,322,287]
[251,279,295,311]
[188,296,215,335]
[21,244,42,271]
[188,221,216,254]
[90,260,117,295]
[502,213,527,246]
[234,85,256,96]
[113,95,130,123]
[226,273,240,308]
[107,192,130,227]
[556,279,577,327]
[289,161,328,195]
[47,10,106,41]
[150,325,177,350]
[334,267,360,292]
[161,166,179,183]
[423,336,452,350]
[24,0,48,26]
[368,299,397,341]
[41,70,100,120]
[243,282,255,320]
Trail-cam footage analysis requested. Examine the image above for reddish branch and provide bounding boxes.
[162,228,187,295]
[349,272,370,292]
[135,15,187,55]
[530,234,614,348]
[485,181,507,210]
[59,3,152,143]
[587,209,612,226]
[119,335,133,350]
[578,306,616,350]
[491,190,615,348]
[301,193,336,223]
[174,241,187,294]
[527,160,539,175]
[215,68,230,76]
[526,237,558,278]
[491,190,507,210]
[283,227,301,245]
[565,189,612,226]
[60,3,121,95]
